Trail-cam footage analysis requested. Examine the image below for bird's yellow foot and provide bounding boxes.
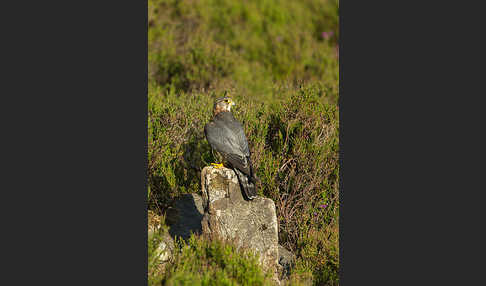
[211,163,224,169]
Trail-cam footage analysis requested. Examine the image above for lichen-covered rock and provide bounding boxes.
[153,231,174,263]
[148,210,174,263]
[200,166,239,208]
[200,166,279,280]
[166,193,204,240]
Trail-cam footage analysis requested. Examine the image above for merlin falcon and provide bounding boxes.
[204,96,258,200]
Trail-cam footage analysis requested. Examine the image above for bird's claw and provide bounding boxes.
[211,163,224,169]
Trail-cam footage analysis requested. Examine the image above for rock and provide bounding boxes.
[148,210,174,264]
[200,166,280,281]
[278,245,296,279]
[166,193,204,240]
[152,231,174,263]
[200,166,239,208]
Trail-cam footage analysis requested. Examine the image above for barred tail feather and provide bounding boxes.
[234,168,257,200]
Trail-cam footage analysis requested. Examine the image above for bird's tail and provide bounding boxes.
[234,168,257,200]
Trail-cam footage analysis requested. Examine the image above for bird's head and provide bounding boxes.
[213,96,235,115]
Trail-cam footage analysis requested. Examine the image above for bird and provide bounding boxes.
[204,95,258,200]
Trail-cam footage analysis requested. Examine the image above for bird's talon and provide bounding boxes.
[211,163,224,169]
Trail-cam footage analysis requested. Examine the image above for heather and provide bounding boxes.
[148,0,339,285]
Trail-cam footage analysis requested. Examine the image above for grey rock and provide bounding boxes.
[200,166,279,279]
[153,231,174,263]
[148,211,174,263]
[200,166,238,208]
[166,193,204,240]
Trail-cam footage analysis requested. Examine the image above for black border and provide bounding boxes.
[5,0,149,284]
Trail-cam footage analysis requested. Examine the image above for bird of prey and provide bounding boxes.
[204,96,258,200]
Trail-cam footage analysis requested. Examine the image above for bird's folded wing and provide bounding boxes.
[225,153,251,176]
[205,121,251,175]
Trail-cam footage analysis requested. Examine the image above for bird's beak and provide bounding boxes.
[230,100,235,106]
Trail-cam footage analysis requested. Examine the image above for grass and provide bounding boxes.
[148,0,339,285]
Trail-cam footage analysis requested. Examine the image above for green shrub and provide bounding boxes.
[148,0,339,96]
[161,235,273,286]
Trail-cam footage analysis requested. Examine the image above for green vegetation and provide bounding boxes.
[148,0,339,285]
[162,234,273,285]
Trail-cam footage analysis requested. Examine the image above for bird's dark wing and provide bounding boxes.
[204,112,252,176]
[220,112,250,155]
[230,117,250,157]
